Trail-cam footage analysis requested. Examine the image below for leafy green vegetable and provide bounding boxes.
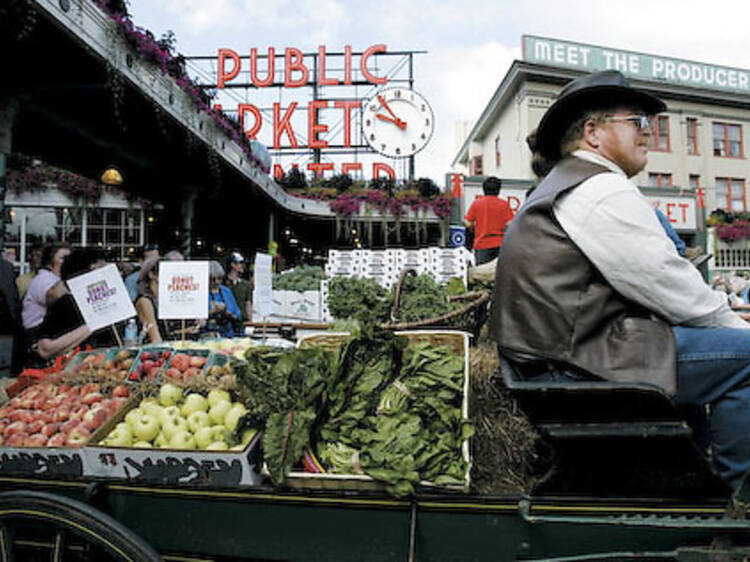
[264,409,317,485]
[445,277,467,297]
[390,274,452,323]
[327,276,391,325]
[272,265,326,291]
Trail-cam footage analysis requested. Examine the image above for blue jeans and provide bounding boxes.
[673,326,750,490]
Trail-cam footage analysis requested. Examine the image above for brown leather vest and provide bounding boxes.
[490,156,676,395]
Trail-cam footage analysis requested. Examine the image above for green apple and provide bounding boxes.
[194,426,215,449]
[209,401,232,425]
[133,441,153,448]
[133,413,159,442]
[181,393,208,417]
[206,441,228,451]
[154,432,169,448]
[107,423,133,447]
[158,405,181,426]
[187,411,211,433]
[169,430,196,450]
[230,444,244,451]
[159,383,183,407]
[241,428,257,445]
[125,409,142,428]
[207,389,231,407]
[224,403,248,431]
[139,399,162,419]
[161,415,188,440]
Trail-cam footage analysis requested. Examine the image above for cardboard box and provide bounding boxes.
[84,399,263,488]
[288,330,472,493]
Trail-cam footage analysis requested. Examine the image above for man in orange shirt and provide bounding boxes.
[464,176,514,265]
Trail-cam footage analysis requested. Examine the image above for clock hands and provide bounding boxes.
[377,95,407,129]
[376,113,406,130]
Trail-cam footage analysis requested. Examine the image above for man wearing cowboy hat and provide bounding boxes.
[491,70,750,489]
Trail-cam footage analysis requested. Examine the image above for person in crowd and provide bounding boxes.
[30,248,109,364]
[163,249,184,261]
[491,69,750,490]
[464,176,515,265]
[204,261,242,338]
[135,256,173,343]
[0,255,25,376]
[125,244,159,301]
[22,242,70,337]
[224,251,252,322]
[15,243,43,300]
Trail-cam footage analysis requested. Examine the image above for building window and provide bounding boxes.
[649,115,670,151]
[713,122,743,158]
[494,135,501,167]
[716,177,746,211]
[472,155,483,175]
[689,174,700,190]
[648,172,673,188]
[686,118,699,155]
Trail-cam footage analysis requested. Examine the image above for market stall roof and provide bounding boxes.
[1,0,333,220]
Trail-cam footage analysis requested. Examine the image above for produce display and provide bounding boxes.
[238,330,472,497]
[128,348,171,381]
[172,338,255,360]
[98,382,256,450]
[69,349,137,381]
[327,274,461,325]
[272,265,326,291]
[327,276,391,324]
[0,379,130,447]
[163,352,207,383]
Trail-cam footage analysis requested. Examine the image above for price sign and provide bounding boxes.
[158,261,209,320]
[68,264,136,332]
[252,253,274,319]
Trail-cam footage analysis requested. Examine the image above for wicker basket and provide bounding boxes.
[381,269,490,337]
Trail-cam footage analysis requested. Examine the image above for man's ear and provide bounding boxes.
[582,119,600,149]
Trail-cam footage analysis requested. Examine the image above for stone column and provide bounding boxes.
[179,187,199,259]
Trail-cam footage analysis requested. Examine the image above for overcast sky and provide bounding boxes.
[127,0,750,184]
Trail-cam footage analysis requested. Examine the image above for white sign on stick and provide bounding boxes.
[158,261,209,319]
[253,253,274,319]
[68,263,136,332]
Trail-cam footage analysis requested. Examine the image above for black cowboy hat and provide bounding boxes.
[535,70,666,161]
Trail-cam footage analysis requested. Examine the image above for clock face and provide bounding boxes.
[361,87,435,158]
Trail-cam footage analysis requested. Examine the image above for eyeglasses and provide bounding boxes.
[602,114,651,131]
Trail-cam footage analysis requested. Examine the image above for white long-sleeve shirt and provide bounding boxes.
[553,150,747,329]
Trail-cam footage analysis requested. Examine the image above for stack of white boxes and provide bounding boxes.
[321,248,470,323]
[429,247,469,285]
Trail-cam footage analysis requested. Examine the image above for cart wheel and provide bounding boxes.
[0,490,160,561]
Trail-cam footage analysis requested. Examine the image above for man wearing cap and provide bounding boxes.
[225,251,252,323]
[491,70,750,489]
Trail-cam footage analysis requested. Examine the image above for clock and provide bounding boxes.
[361,87,435,158]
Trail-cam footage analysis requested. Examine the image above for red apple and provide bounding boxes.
[47,433,66,447]
[6,433,27,447]
[9,410,28,423]
[190,355,206,368]
[26,419,44,435]
[53,408,70,423]
[184,367,200,381]
[165,368,182,381]
[80,383,101,396]
[66,426,91,447]
[60,418,80,435]
[112,385,130,398]
[4,421,27,438]
[147,366,161,379]
[24,433,47,447]
[82,392,104,406]
[41,423,61,437]
[83,408,108,429]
